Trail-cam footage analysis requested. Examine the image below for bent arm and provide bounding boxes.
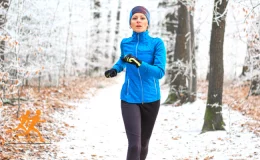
[139,38,166,79]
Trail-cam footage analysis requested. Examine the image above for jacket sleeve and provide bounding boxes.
[112,39,126,73]
[139,38,166,79]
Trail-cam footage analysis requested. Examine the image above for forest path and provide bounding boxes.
[55,75,127,159]
[55,74,260,160]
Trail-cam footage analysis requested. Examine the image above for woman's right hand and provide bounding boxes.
[104,69,117,78]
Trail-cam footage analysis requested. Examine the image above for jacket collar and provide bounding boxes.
[131,30,149,42]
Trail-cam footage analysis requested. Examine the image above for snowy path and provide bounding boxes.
[56,75,260,160]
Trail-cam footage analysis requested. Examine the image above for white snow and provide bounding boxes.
[55,74,260,160]
[53,2,260,159]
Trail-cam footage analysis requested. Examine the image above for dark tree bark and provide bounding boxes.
[164,1,189,105]
[202,0,228,133]
[0,40,5,70]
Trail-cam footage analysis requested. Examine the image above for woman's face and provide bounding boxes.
[130,13,148,33]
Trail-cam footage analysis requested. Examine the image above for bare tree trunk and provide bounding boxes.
[190,11,197,102]
[85,0,91,77]
[202,0,228,133]
[0,40,5,70]
[111,0,121,64]
[165,6,178,85]
[105,0,112,50]
[63,1,72,85]
[164,2,189,105]
[186,8,192,103]
[86,0,101,76]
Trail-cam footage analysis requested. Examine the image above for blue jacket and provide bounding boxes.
[112,31,166,103]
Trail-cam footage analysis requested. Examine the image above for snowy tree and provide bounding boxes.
[158,0,178,85]
[163,0,196,105]
[202,0,229,133]
[0,0,16,105]
[0,0,9,65]
[111,0,121,64]
[241,15,260,96]
[0,0,9,69]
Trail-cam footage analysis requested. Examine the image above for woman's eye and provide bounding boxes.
[132,17,137,20]
[141,17,145,20]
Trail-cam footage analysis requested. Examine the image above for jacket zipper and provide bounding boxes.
[136,34,144,104]
[154,78,158,96]
[127,79,129,95]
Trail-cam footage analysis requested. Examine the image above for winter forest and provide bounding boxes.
[0,0,260,159]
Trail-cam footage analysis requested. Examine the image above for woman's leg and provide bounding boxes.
[121,100,142,160]
[139,100,160,160]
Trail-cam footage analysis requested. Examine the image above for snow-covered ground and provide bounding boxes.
[55,74,260,160]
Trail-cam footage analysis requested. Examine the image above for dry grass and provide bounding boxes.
[0,76,116,159]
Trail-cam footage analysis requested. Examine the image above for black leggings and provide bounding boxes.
[121,100,160,160]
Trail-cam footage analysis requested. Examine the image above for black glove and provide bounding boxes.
[123,54,142,68]
[104,68,117,78]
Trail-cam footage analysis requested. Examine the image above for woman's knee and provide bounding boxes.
[128,143,141,154]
